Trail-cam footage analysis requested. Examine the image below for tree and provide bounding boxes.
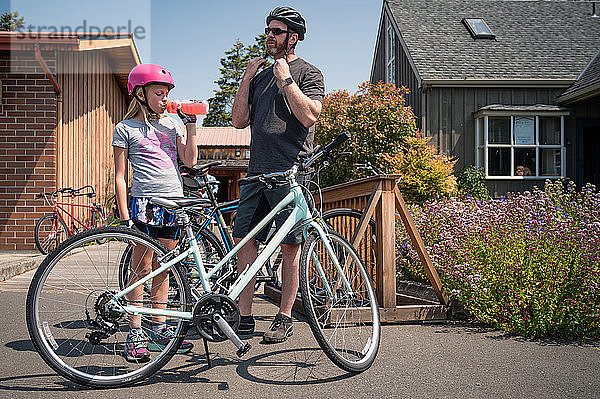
[315,81,457,203]
[203,35,269,127]
[315,81,419,186]
[0,11,25,31]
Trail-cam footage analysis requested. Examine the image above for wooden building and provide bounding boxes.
[197,126,250,203]
[371,0,600,195]
[0,32,138,249]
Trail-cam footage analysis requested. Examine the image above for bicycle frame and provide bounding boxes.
[52,200,102,234]
[194,201,238,251]
[110,178,353,322]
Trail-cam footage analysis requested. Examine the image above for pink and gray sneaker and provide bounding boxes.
[148,327,193,354]
[123,329,151,363]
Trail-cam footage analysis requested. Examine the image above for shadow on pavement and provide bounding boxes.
[152,346,352,387]
[237,347,354,385]
[6,339,36,352]
[424,320,599,348]
[0,373,88,392]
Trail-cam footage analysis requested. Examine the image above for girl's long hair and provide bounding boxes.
[123,86,165,124]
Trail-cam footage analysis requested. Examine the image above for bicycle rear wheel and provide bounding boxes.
[34,214,68,254]
[300,229,380,373]
[26,227,191,388]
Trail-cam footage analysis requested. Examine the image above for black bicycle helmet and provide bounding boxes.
[266,6,306,40]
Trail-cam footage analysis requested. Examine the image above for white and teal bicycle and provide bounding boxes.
[26,133,380,388]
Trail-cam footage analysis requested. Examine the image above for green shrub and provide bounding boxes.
[384,136,457,205]
[457,166,489,201]
[315,81,418,187]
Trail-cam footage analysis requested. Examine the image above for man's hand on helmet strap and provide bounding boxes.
[177,108,197,125]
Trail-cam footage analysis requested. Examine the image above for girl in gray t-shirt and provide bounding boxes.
[112,64,198,362]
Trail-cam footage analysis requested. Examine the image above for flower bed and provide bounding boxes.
[397,180,600,340]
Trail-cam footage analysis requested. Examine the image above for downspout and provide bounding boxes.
[34,43,63,188]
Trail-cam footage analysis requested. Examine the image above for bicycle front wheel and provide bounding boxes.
[26,227,191,388]
[300,229,380,373]
[34,214,68,254]
[322,208,377,275]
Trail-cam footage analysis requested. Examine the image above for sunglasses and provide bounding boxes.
[264,27,290,36]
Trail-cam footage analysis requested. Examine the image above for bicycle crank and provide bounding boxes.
[192,293,240,342]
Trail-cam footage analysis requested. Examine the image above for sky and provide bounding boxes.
[3,0,383,105]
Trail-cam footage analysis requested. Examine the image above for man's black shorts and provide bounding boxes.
[232,179,303,245]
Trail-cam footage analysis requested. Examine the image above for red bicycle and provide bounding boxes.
[34,185,107,254]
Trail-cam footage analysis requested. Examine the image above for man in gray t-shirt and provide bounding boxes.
[247,57,324,174]
[231,6,324,343]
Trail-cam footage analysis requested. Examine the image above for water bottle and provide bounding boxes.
[166,99,209,115]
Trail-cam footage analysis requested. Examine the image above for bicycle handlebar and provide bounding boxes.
[322,132,351,154]
[39,185,97,199]
[303,132,351,170]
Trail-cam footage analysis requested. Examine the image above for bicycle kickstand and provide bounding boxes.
[203,338,212,368]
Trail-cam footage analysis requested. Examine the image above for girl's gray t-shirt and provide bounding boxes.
[112,117,185,198]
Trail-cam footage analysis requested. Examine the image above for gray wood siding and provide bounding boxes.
[371,20,386,86]
[571,96,600,118]
[424,86,569,196]
[567,96,600,186]
[370,13,422,128]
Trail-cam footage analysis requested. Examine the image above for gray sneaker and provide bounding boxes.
[263,314,293,343]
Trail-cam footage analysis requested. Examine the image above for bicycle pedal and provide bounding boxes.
[236,343,251,358]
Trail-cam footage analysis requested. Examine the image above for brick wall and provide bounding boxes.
[0,50,57,250]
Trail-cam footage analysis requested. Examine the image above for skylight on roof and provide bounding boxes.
[463,18,495,39]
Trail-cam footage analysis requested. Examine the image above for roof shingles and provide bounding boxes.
[195,126,250,147]
[386,0,600,80]
[561,49,600,97]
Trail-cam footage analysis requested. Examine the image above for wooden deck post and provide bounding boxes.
[375,178,397,308]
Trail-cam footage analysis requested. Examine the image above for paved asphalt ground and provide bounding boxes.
[0,253,599,398]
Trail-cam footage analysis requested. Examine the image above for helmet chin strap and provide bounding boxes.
[137,86,160,119]
[283,32,297,60]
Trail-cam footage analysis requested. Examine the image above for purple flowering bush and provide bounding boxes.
[397,179,600,339]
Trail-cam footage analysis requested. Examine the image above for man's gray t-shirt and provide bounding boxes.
[112,117,184,197]
[248,58,325,174]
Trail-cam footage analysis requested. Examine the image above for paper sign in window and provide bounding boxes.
[514,117,535,145]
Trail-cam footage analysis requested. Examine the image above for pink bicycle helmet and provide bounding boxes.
[127,64,175,95]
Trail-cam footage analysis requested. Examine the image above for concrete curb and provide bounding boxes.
[0,255,45,282]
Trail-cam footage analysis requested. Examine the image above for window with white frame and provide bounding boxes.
[386,18,396,84]
[475,112,566,178]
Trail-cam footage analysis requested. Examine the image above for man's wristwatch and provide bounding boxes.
[283,76,294,87]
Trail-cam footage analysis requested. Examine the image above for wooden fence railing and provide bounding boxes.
[265,175,449,322]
